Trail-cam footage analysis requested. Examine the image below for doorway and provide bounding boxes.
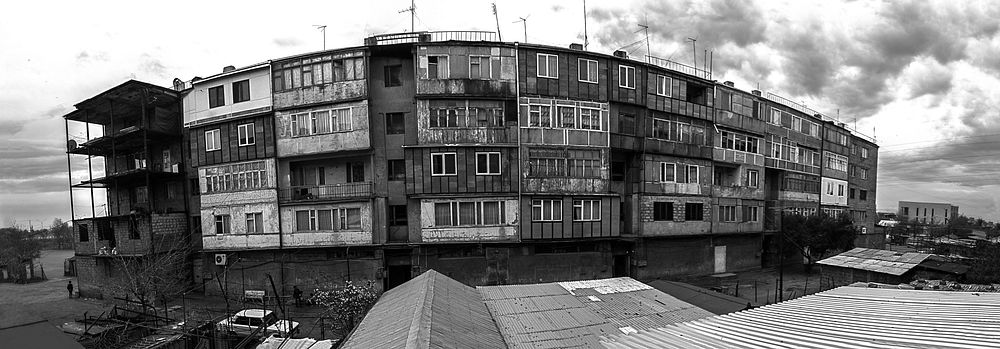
[384,251,412,290]
[613,255,630,277]
[714,245,727,274]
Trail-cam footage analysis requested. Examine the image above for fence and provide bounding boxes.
[708,273,838,306]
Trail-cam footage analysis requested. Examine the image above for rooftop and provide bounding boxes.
[816,247,932,276]
[646,280,751,315]
[0,320,85,349]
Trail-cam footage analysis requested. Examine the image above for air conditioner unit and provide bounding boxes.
[214,254,227,266]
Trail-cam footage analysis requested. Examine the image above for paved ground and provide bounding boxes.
[0,250,106,328]
[675,264,835,306]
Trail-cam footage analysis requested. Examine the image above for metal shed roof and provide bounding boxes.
[601,286,1000,349]
[816,248,932,276]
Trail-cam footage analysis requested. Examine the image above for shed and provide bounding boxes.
[816,248,968,286]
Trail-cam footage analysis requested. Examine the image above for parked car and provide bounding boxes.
[216,309,299,337]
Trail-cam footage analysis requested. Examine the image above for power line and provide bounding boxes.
[879,152,1000,166]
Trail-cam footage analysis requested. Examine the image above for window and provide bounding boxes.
[389,205,408,226]
[209,86,225,108]
[618,65,635,89]
[579,59,598,83]
[289,108,353,136]
[526,149,600,178]
[659,162,676,183]
[385,64,402,87]
[386,112,405,134]
[860,168,868,180]
[476,152,501,175]
[246,213,263,233]
[720,131,761,154]
[653,202,673,221]
[838,184,845,197]
[346,162,365,183]
[215,215,231,235]
[573,200,601,221]
[861,147,869,158]
[685,203,704,221]
[860,190,868,201]
[656,75,672,96]
[650,118,708,145]
[824,152,849,172]
[203,161,268,193]
[579,107,601,130]
[537,53,558,78]
[903,207,909,215]
[849,188,856,199]
[720,206,738,222]
[388,160,406,181]
[745,169,759,187]
[232,79,250,103]
[237,123,255,146]
[686,165,700,184]
[205,129,221,151]
[427,56,449,79]
[79,224,89,242]
[128,219,139,239]
[434,201,505,226]
[531,199,562,221]
[273,56,364,91]
[528,104,553,127]
[430,100,505,128]
[469,56,492,79]
[743,206,759,222]
[431,152,457,176]
[295,208,361,231]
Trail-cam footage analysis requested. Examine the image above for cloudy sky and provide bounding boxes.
[2,0,999,227]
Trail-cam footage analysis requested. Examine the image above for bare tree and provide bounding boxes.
[99,234,190,309]
[0,227,43,281]
[50,218,74,250]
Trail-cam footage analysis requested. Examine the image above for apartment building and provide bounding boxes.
[898,201,958,225]
[65,31,880,294]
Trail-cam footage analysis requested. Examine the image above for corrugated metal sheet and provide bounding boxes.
[817,248,932,276]
[648,280,751,315]
[479,277,714,348]
[601,286,1000,349]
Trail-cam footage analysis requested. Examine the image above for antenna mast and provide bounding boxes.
[314,25,327,50]
[514,16,529,42]
[638,17,650,63]
[399,0,416,32]
[583,0,589,50]
[687,37,697,68]
[492,3,502,41]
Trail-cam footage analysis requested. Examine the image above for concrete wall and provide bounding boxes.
[199,159,280,250]
[201,248,383,296]
[275,100,370,156]
[898,201,956,225]
[639,195,712,236]
[279,201,374,247]
[820,177,848,206]
[418,198,519,242]
[637,234,760,279]
[415,45,516,96]
[184,65,271,126]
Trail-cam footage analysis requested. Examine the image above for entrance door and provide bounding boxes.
[384,252,412,290]
[714,245,727,274]
[613,255,629,277]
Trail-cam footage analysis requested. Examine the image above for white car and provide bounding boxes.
[216,309,299,337]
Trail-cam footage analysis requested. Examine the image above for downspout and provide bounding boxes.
[514,42,522,243]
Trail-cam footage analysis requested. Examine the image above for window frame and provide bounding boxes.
[578,58,598,83]
[684,202,704,221]
[387,159,406,181]
[469,55,492,80]
[719,205,738,222]
[618,65,636,89]
[245,212,263,234]
[214,214,231,235]
[536,53,559,79]
[208,85,225,108]
[386,112,405,134]
[686,165,700,184]
[653,202,674,221]
[658,162,676,183]
[205,129,221,151]
[572,199,602,222]
[384,64,402,87]
[237,123,255,146]
[427,55,450,79]
[745,169,759,187]
[531,199,563,222]
[656,75,672,97]
[232,79,250,104]
[475,152,502,176]
[430,152,458,176]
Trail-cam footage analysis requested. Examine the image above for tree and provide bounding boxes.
[0,227,43,281]
[50,218,74,250]
[967,241,1000,284]
[98,235,190,307]
[782,212,857,264]
[310,280,381,339]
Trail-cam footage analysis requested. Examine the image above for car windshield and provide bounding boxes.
[233,315,268,327]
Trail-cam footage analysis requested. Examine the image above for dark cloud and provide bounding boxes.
[273,37,303,47]
[0,175,67,194]
[139,54,168,77]
[0,119,27,136]
[552,4,564,12]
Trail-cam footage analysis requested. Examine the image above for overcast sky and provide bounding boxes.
[2,0,999,227]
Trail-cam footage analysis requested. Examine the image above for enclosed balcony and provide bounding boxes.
[280,182,373,203]
[278,156,373,204]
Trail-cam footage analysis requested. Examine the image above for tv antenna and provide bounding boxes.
[513,15,529,42]
[687,37,697,68]
[492,3,502,41]
[638,16,650,63]
[314,25,327,50]
[399,0,416,32]
[583,0,589,50]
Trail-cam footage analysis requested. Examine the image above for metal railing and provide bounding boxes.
[765,92,878,143]
[279,182,372,202]
[646,55,712,80]
[365,31,499,46]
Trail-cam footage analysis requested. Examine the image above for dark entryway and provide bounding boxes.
[384,251,412,290]
[613,255,630,277]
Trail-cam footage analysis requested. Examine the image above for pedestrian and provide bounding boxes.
[67,281,74,298]
[293,286,303,307]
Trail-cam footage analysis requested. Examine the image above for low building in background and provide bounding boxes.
[898,201,959,225]
[816,247,969,286]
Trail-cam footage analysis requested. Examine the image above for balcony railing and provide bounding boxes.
[765,92,877,143]
[279,182,372,203]
[365,31,499,46]
[646,55,712,80]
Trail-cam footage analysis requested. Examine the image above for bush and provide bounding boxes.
[309,280,381,339]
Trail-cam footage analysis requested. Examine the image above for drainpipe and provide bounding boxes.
[514,42,522,243]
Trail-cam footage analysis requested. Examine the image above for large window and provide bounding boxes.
[245,213,263,233]
[536,53,558,78]
[434,201,505,226]
[685,203,704,221]
[651,118,707,145]
[531,199,562,221]
[384,64,401,87]
[475,152,501,175]
[720,130,760,153]
[653,202,673,221]
[770,108,819,137]
[527,102,603,130]
[427,56,449,79]
[769,136,820,167]
[386,112,405,134]
[659,162,676,183]
[824,152,849,172]
[685,165,700,184]
[237,123,255,146]
[232,80,250,103]
[204,161,268,193]
[215,215,231,235]
[295,208,362,231]
[209,86,225,108]
[205,129,221,151]
[579,59,598,83]
[389,205,408,226]
[431,152,457,176]
[526,149,600,178]
[429,100,504,128]
[656,75,671,97]
[273,55,365,91]
[388,160,406,181]
[469,55,496,79]
[573,200,601,221]
[743,206,759,222]
[289,107,353,136]
[719,206,738,222]
[745,169,759,187]
[618,65,635,89]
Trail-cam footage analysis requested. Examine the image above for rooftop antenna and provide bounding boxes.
[687,37,697,68]
[492,3,502,41]
[313,25,327,50]
[583,0,589,50]
[399,0,416,32]
[513,15,529,42]
[638,16,650,63]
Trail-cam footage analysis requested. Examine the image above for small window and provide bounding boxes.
[685,203,704,221]
[237,123,255,146]
[388,160,406,181]
[537,53,559,78]
[346,162,365,183]
[79,224,89,242]
[743,206,759,222]
[246,212,263,233]
[686,165,700,184]
[385,65,402,87]
[389,205,408,226]
[861,147,869,158]
[232,80,250,103]
[653,202,673,221]
[573,200,601,221]
[386,112,405,135]
[860,190,868,201]
[469,56,492,79]
[427,56,449,79]
[431,152,457,176]
[745,169,759,187]
[531,199,563,221]
[578,59,598,83]
[475,152,501,175]
[659,162,676,183]
[656,75,672,96]
[838,184,845,197]
[205,129,221,151]
[618,65,635,89]
[214,215,231,235]
[849,188,856,199]
[860,168,868,180]
[209,86,225,108]
[719,206,738,222]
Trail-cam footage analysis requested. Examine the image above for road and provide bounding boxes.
[0,250,106,328]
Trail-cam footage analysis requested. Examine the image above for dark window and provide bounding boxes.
[611,162,625,181]
[860,190,868,201]
[79,224,89,242]
[191,178,200,196]
[653,202,673,221]
[849,188,856,199]
[384,65,402,87]
[388,160,406,181]
[346,162,365,183]
[386,112,405,134]
[209,86,225,108]
[129,219,140,239]
[232,80,250,103]
[389,205,408,226]
[685,203,704,221]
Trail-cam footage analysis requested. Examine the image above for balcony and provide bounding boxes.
[279,182,372,203]
[365,31,499,46]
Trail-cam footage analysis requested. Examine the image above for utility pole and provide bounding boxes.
[687,37,697,68]
[583,0,589,50]
[314,25,327,50]
[399,0,416,32]
[514,16,529,42]
[492,3,502,41]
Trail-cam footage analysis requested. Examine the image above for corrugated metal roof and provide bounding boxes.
[816,248,933,276]
[0,320,85,349]
[479,277,714,348]
[647,280,751,315]
[601,286,1000,349]
[341,270,506,349]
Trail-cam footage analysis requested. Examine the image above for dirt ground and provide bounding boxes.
[0,250,106,328]
[678,264,835,306]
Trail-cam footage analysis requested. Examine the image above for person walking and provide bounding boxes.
[67,281,74,298]
[293,286,303,307]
